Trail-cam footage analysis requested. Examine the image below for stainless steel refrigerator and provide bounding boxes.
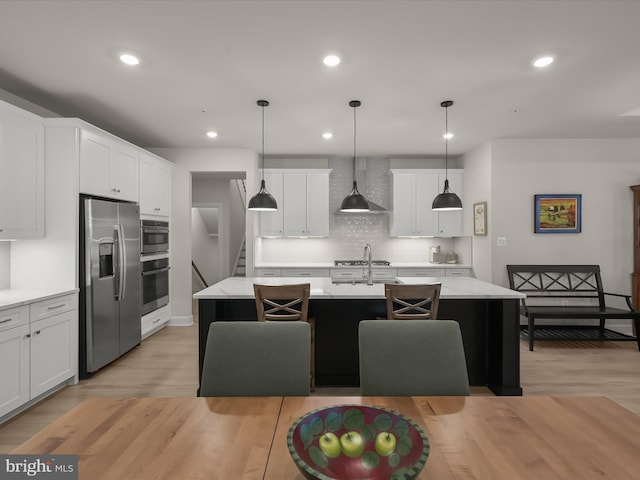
[79,196,141,378]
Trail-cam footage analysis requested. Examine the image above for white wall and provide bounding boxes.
[488,139,640,304]
[191,208,219,288]
[150,147,258,322]
[0,243,10,289]
[462,142,493,281]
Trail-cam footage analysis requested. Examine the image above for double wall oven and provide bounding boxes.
[141,220,170,316]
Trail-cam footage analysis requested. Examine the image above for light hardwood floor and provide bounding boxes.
[1,319,639,452]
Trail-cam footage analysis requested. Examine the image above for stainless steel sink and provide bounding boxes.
[334,260,391,266]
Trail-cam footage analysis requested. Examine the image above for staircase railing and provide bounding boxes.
[192,261,208,288]
[235,179,246,210]
[231,234,246,277]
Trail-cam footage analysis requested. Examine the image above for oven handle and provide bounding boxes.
[142,266,171,276]
[143,227,169,234]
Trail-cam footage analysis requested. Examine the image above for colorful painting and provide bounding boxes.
[534,194,581,233]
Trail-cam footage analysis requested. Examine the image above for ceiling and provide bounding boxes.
[0,0,639,158]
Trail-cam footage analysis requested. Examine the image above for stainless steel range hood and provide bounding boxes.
[336,158,389,214]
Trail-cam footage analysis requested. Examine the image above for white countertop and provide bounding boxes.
[255,262,472,269]
[193,277,524,300]
[0,288,79,310]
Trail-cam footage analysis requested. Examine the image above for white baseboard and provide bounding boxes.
[169,315,193,327]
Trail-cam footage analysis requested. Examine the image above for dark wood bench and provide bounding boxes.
[507,265,640,351]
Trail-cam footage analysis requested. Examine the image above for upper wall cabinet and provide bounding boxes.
[258,172,284,236]
[258,169,331,237]
[139,153,171,218]
[80,130,139,202]
[390,169,464,237]
[0,100,45,239]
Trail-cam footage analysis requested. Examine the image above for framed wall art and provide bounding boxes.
[474,202,487,236]
[534,194,582,234]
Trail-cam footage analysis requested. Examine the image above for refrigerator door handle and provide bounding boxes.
[115,224,127,301]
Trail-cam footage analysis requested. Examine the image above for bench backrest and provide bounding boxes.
[507,265,605,308]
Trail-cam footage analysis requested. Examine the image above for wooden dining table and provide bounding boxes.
[10,395,640,479]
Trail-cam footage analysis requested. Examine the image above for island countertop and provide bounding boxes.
[193,276,524,300]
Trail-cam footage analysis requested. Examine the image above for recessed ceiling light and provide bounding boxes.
[206,131,218,139]
[322,132,333,140]
[323,55,341,67]
[120,53,140,66]
[443,132,454,140]
[532,55,554,68]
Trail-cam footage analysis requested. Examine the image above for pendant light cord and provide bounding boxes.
[261,102,265,182]
[352,102,357,182]
[444,103,448,178]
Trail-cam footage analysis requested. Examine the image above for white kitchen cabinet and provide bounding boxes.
[258,172,284,236]
[80,129,139,201]
[0,306,30,418]
[397,268,447,277]
[254,268,282,277]
[390,169,463,237]
[372,268,398,281]
[0,100,45,239]
[29,310,75,398]
[436,171,464,237]
[28,294,76,399]
[142,304,170,339]
[140,153,171,218]
[0,292,77,421]
[446,268,473,277]
[281,268,331,278]
[259,169,331,237]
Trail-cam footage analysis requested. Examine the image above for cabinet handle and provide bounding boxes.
[0,318,13,324]
[152,318,162,324]
[35,330,41,335]
[25,333,31,338]
[47,303,66,310]
[112,187,121,193]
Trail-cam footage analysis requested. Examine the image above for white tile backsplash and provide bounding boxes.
[256,157,472,265]
[0,243,10,289]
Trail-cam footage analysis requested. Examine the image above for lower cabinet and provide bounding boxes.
[29,309,75,398]
[142,304,170,339]
[0,293,77,420]
[0,309,30,418]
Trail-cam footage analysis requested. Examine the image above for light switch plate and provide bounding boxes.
[497,237,507,247]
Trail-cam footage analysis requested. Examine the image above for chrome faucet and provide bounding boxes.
[363,243,373,285]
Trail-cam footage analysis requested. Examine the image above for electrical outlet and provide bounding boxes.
[497,237,507,247]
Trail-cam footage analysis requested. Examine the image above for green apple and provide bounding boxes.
[340,431,365,458]
[374,432,397,456]
[319,432,341,458]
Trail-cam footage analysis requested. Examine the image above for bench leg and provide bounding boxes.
[528,316,535,351]
[599,316,606,335]
[635,316,640,352]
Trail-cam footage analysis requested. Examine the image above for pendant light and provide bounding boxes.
[432,100,463,211]
[340,100,370,212]
[248,99,278,211]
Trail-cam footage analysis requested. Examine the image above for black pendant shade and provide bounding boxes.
[432,179,463,210]
[340,180,370,212]
[248,99,278,212]
[248,179,278,211]
[341,100,370,213]
[432,100,462,211]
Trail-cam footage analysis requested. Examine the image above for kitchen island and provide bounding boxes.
[194,277,525,396]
